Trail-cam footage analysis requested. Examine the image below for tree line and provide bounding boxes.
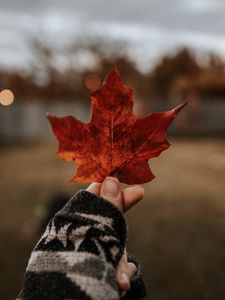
[1,36,225,105]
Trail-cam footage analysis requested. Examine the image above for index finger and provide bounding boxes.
[86,182,102,195]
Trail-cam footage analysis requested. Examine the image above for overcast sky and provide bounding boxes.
[1,0,225,71]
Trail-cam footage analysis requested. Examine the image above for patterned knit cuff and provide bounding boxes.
[55,190,127,263]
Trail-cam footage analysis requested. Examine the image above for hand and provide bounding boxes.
[86,176,144,295]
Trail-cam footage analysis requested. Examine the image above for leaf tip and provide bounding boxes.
[174,102,187,114]
[46,112,54,121]
[105,68,122,84]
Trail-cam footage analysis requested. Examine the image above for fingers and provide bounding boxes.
[120,262,137,297]
[86,182,102,195]
[127,262,137,278]
[123,185,144,212]
[100,177,123,212]
[86,177,145,213]
[117,249,138,294]
[117,250,130,291]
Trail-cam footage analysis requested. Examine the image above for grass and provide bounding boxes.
[0,139,225,299]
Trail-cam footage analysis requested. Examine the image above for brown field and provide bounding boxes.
[0,139,225,300]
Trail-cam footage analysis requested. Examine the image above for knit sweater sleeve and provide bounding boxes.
[17,190,147,300]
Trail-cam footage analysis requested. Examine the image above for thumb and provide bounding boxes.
[100,177,123,212]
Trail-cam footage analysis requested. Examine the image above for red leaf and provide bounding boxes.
[47,69,186,184]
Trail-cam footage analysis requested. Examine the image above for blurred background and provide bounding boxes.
[0,0,225,299]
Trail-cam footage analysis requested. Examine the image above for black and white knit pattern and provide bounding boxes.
[17,191,147,300]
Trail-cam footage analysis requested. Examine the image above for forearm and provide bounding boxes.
[17,191,127,300]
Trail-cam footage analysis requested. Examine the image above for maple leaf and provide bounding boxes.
[47,69,186,184]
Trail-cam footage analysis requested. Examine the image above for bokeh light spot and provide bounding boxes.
[85,74,101,91]
[0,89,15,106]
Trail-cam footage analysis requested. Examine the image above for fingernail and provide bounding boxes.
[102,177,119,197]
[120,272,130,289]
